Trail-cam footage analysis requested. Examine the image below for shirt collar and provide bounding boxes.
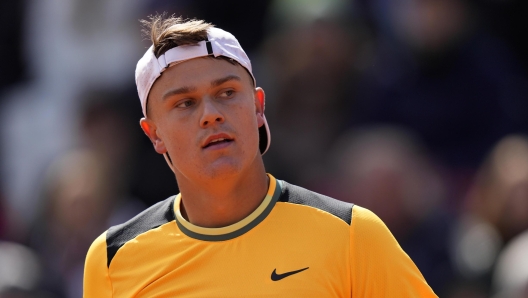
[174,174,282,241]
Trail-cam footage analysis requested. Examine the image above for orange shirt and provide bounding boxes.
[84,174,437,297]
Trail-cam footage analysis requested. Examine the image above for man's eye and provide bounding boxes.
[176,100,194,108]
[219,90,234,98]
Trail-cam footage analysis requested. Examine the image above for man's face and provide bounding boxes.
[141,57,265,183]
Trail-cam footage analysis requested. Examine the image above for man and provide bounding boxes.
[84,15,437,297]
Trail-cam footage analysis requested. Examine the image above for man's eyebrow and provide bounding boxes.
[162,86,197,101]
[211,75,241,88]
[161,75,241,101]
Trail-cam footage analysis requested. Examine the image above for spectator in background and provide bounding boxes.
[351,0,528,169]
[80,88,179,207]
[78,90,138,202]
[31,148,144,298]
[255,0,361,185]
[31,149,113,297]
[78,89,148,227]
[29,90,145,297]
[328,126,454,296]
[0,0,145,238]
[451,135,528,296]
[465,135,528,243]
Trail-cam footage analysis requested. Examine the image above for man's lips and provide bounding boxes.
[202,133,234,149]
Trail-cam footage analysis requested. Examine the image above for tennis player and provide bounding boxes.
[83,15,437,297]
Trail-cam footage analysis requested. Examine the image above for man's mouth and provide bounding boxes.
[203,136,234,149]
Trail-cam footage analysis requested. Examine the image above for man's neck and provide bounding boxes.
[176,160,269,228]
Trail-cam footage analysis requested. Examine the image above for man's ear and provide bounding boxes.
[140,118,167,154]
[254,87,266,128]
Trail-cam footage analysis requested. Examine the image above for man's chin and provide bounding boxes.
[201,158,243,180]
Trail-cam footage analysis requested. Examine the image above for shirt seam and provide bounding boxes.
[275,201,351,230]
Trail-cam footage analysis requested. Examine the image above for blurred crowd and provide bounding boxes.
[0,0,527,297]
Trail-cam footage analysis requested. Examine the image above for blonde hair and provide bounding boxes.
[141,14,214,58]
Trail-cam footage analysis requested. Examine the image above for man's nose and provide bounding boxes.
[200,98,225,128]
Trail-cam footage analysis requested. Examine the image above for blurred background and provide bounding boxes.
[0,0,527,297]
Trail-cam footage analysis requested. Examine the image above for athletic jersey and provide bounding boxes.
[84,174,437,297]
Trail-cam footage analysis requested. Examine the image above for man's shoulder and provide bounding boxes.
[105,196,176,267]
[278,181,354,226]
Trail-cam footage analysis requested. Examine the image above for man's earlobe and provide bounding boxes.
[140,118,167,154]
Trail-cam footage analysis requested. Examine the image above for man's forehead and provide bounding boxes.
[154,57,253,94]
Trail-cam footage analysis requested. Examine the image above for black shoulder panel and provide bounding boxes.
[106,196,176,267]
[278,181,353,225]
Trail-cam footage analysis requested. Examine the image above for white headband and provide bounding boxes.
[135,26,270,155]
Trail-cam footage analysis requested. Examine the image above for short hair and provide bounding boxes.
[141,15,214,58]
